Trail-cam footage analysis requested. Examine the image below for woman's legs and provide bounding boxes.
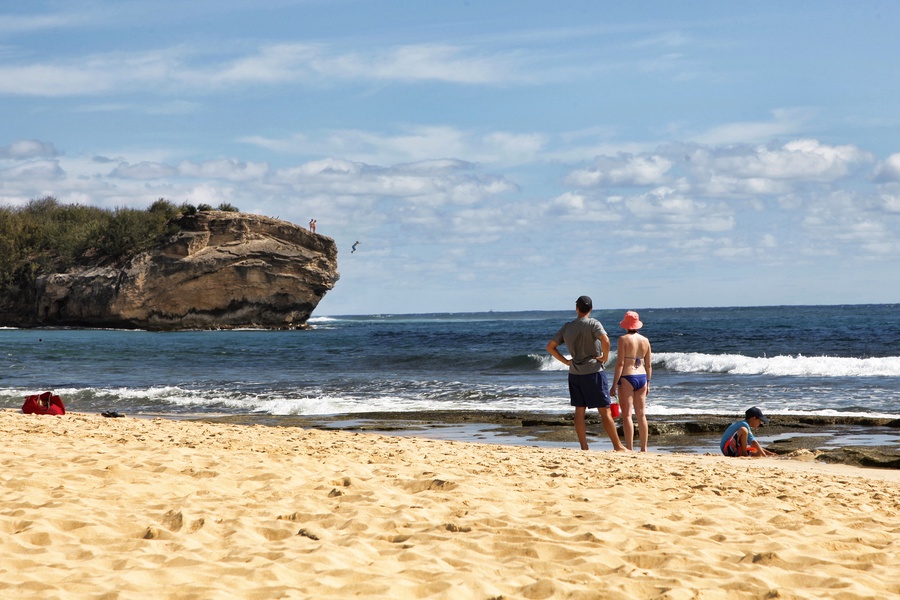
[617,378,635,451]
[633,386,649,452]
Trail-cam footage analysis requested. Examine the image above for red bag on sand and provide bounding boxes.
[22,391,66,416]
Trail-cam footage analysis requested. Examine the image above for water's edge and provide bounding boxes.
[192,411,900,470]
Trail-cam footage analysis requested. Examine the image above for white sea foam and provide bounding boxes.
[657,352,900,377]
[538,351,900,377]
[308,316,339,323]
[536,352,621,371]
[536,354,568,371]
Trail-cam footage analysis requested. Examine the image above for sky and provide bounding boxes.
[2,1,899,315]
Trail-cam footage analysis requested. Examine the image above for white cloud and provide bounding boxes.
[0,47,188,96]
[103,158,269,182]
[0,42,534,98]
[283,158,363,178]
[796,189,900,257]
[567,154,674,187]
[618,244,649,256]
[631,187,735,233]
[0,140,58,159]
[242,126,548,167]
[269,157,515,207]
[325,44,524,84]
[207,43,321,85]
[839,220,885,243]
[1,159,64,181]
[630,31,691,50]
[0,11,88,34]
[71,100,201,115]
[880,191,900,212]
[874,154,900,182]
[700,174,790,197]
[564,139,874,202]
[184,183,239,210]
[710,242,754,259]
[707,139,872,182]
[177,159,269,181]
[546,190,625,223]
[110,161,178,180]
[549,191,586,213]
[692,108,813,145]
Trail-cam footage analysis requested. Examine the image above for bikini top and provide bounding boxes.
[623,333,645,368]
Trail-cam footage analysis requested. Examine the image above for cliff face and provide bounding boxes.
[30,211,338,330]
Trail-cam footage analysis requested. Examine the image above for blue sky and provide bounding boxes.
[2,1,899,315]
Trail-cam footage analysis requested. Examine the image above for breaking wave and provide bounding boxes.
[655,352,900,377]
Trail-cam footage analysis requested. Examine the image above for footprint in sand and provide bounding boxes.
[400,478,458,494]
[160,510,183,532]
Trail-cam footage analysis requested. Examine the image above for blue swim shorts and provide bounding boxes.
[568,372,611,409]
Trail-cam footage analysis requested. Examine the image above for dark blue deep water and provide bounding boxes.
[2,304,899,419]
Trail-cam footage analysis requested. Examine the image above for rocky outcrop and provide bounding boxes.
[29,211,338,330]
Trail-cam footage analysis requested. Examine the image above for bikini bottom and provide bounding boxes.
[618,374,647,391]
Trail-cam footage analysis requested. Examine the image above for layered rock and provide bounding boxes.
[29,211,338,330]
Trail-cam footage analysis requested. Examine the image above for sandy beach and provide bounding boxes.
[3,409,900,599]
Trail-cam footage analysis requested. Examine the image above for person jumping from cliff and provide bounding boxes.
[351,241,360,253]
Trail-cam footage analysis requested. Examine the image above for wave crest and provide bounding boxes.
[657,352,900,377]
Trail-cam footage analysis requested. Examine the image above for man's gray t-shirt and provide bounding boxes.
[551,317,607,375]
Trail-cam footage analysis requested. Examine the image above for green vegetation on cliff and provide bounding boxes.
[0,197,239,300]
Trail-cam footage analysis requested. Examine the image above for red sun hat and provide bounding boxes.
[619,311,643,330]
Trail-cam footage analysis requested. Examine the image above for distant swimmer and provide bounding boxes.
[351,241,360,253]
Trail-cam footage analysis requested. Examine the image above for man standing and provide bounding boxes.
[547,296,627,451]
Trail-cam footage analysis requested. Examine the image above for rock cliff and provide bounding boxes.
[29,211,338,330]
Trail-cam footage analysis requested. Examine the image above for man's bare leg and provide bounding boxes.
[599,407,628,451]
[574,406,589,450]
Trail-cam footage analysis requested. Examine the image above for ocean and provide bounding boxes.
[2,304,899,422]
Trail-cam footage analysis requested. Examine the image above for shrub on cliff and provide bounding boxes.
[0,197,198,298]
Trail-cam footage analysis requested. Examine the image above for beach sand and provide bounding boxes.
[3,409,900,599]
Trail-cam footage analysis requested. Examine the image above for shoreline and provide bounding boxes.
[194,410,900,471]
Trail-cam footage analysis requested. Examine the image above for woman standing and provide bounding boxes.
[611,311,652,451]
